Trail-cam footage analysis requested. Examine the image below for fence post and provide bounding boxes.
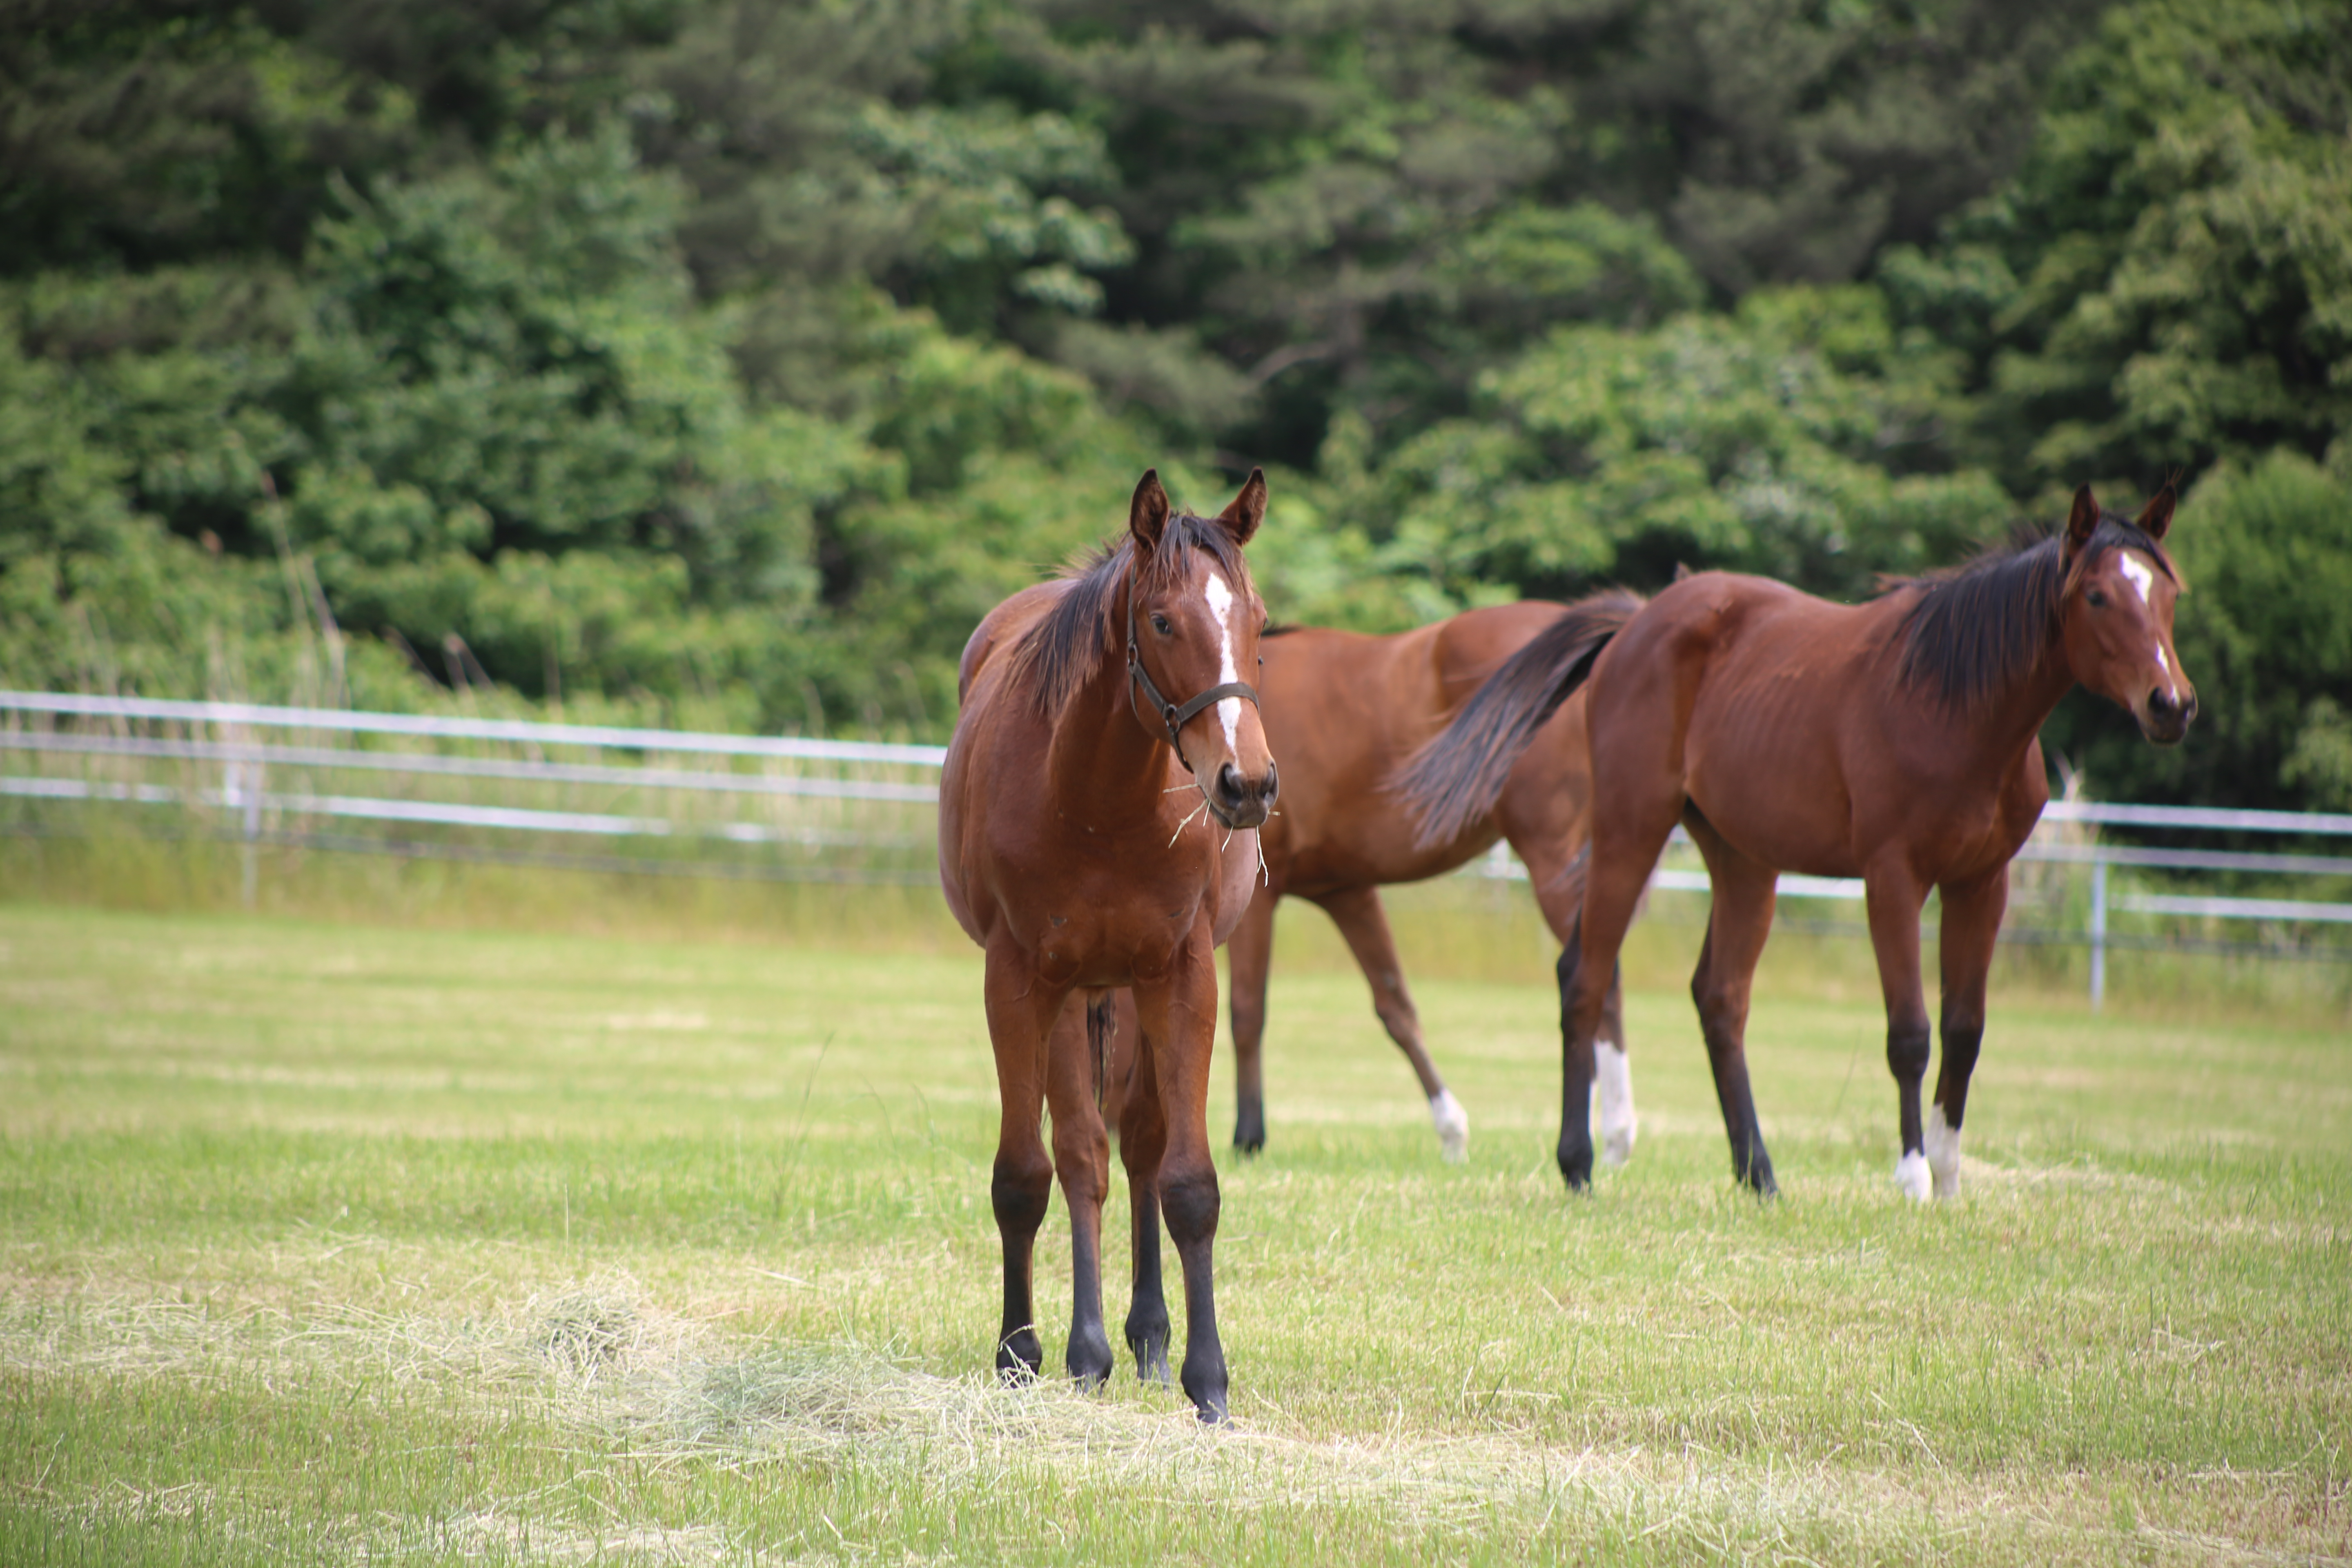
[228,755,262,910]
[2088,859,2107,1011]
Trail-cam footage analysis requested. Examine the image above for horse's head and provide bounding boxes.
[2059,484,2196,746]
[1125,468,1278,829]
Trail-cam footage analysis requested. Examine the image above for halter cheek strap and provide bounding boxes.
[1126,584,1261,771]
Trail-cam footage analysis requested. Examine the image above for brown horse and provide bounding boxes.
[1218,600,1641,1164]
[1399,486,2194,1199]
[940,468,1275,1423]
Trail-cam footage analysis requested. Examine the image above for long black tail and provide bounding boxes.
[1390,588,1644,849]
[1086,993,1116,1114]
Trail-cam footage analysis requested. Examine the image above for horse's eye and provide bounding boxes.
[2086,588,2108,608]
[1149,613,1172,636]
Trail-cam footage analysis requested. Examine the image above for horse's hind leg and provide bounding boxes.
[1862,862,1933,1201]
[1315,885,1466,1162]
[1555,816,1679,1192]
[1227,885,1277,1154]
[1115,1021,1172,1385]
[1596,962,1635,1167]
[982,947,1065,1381]
[1684,814,1780,1195]
[1521,840,1635,1168]
[1046,994,1115,1387]
[1927,869,2007,1199]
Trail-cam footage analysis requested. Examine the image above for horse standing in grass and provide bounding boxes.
[1399,486,2195,1199]
[1102,598,1643,1165]
[940,469,1275,1423]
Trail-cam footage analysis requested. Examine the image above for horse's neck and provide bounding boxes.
[1047,658,1173,827]
[1945,635,2078,775]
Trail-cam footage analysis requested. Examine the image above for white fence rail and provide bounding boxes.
[7,691,2349,1000]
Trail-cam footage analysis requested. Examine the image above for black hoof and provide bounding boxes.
[1181,1353,1229,1424]
[1067,1326,1114,1390]
[1733,1142,1778,1198]
[996,1329,1042,1383]
[1232,1098,1266,1154]
[1557,1137,1594,1192]
[1125,1314,1172,1386]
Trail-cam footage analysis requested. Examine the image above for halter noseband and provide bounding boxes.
[1125,577,1261,771]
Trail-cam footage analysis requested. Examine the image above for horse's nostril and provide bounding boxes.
[1263,760,1278,803]
[1217,763,1245,801]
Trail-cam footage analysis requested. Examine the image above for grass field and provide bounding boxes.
[2,898,2347,1564]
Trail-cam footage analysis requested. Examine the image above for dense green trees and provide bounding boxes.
[1,0,2344,808]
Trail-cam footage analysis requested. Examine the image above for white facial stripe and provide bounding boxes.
[1202,572,1242,749]
[2118,552,2155,605]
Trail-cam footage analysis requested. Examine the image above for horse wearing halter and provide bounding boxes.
[1125,582,1261,771]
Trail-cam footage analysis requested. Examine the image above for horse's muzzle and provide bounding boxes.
[1207,760,1277,830]
[2139,688,2196,746]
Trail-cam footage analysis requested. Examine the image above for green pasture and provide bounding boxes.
[2,898,2347,1565]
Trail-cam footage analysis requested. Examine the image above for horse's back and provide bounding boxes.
[1595,570,2006,878]
[1259,601,1575,887]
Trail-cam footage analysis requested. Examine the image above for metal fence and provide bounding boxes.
[7,690,2350,1002]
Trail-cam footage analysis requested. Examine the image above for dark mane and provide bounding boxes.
[1890,513,2176,709]
[1008,512,1254,719]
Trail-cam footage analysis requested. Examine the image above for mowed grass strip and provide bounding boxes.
[1,902,2346,1565]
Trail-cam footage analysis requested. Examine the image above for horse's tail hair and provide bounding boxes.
[1086,992,1116,1114]
[1391,588,1644,850]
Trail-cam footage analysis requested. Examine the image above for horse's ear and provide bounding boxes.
[2136,485,2175,542]
[2065,484,2100,557]
[1129,469,1171,552]
[1216,467,1267,546]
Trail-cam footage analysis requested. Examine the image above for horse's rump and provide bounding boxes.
[1391,588,1644,849]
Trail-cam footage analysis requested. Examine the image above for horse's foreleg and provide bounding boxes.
[982,950,1066,1381]
[1226,885,1277,1154]
[1116,1028,1172,1385]
[1863,866,1933,1202]
[1318,885,1466,1163]
[1685,822,1780,1196]
[1929,869,2007,1200]
[1137,940,1228,1423]
[1046,995,1114,1387]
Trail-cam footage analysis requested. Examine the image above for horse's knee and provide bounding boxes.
[1158,1167,1221,1246]
[1884,1021,1931,1083]
[990,1157,1051,1232]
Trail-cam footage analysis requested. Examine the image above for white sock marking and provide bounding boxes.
[1202,573,1243,750]
[1924,1102,1960,1199]
[1429,1088,1469,1163]
[1592,1040,1637,1167]
[1894,1150,1931,1202]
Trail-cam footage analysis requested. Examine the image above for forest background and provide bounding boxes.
[2,0,2347,815]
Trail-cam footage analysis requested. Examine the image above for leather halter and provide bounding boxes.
[1125,575,1260,771]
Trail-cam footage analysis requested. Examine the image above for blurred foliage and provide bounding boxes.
[0,0,2345,812]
